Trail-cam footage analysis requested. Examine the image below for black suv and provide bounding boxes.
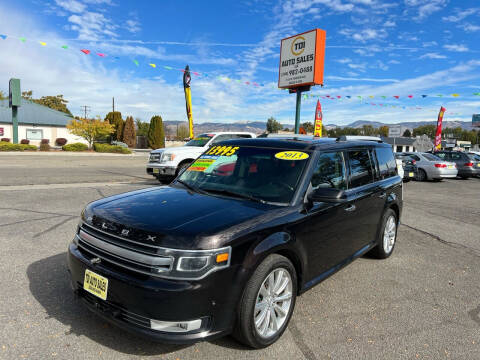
[67,137,402,348]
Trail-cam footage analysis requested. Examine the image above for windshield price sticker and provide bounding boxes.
[206,145,240,157]
[188,159,216,172]
[275,151,309,160]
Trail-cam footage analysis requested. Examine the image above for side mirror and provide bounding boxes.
[307,187,347,203]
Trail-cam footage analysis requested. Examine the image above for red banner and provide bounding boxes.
[314,100,323,137]
[434,106,445,151]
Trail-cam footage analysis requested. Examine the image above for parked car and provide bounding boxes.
[68,136,402,348]
[468,153,480,177]
[434,150,480,179]
[394,153,417,182]
[147,132,256,183]
[399,152,457,181]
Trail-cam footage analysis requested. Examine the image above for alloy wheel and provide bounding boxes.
[383,215,396,254]
[254,268,293,338]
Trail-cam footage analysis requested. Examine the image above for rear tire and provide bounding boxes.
[369,209,397,259]
[416,169,427,181]
[233,254,297,349]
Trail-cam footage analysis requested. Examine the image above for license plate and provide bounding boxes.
[84,269,108,300]
[448,165,454,169]
[153,168,159,174]
[477,164,480,167]
[409,172,414,177]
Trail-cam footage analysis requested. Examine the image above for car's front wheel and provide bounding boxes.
[233,254,297,349]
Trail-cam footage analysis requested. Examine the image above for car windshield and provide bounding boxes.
[422,153,442,161]
[177,145,311,204]
[185,134,214,147]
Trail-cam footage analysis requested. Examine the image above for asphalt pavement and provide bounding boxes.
[0,154,479,359]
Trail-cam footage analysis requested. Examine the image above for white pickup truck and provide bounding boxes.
[146,132,256,182]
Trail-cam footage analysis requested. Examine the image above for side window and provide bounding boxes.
[348,149,375,187]
[436,152,446,159]
[451,153,462,160]
[375,147,397,179]
[311,152,347,190]
[234,134,252,139]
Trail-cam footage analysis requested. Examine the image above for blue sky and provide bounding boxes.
[1,0,480,127]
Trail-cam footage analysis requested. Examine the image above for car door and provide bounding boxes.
[294,151,359,279]
[344,148,381,251]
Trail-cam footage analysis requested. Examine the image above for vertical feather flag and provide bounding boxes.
[314,100,323,137]
[434,107,445,151]
[183,65,194,139]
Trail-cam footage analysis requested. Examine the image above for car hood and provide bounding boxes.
[151,146,205,154]
[84,186,282,250]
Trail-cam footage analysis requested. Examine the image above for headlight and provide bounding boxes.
[158,246,231,280]
[161,153,175,162]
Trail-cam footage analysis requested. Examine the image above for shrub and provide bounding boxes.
[122,116,136,147]
[93,143,132,154]
[62,142,88,151]
[41,139,49,144]
[20,139,30,144]
[0,142,37,151]
[39,143,50,151]
[55,138,67,146]
[148,115,165,149]
[105,111,124,141]
[1,138,10,142]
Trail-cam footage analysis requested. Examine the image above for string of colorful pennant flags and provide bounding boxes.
[1,32,479,114]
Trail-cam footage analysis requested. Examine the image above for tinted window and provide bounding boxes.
[451,152,462,160]
[348,150,375,187]
[436,152,447,159]
[311,152,347,190]
[409,154,421,161]
[376,147,397,179]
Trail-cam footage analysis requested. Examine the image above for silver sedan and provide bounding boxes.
[401,152,458,181]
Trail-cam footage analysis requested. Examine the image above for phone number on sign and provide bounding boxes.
[281,66,313,77]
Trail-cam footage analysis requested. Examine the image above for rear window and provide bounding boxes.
[423,153,441,161]
[375,147,397,179]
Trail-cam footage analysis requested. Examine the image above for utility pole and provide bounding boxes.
[80,105,90,119]
[112,97,115,113]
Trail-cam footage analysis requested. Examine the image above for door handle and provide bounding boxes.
[345,204,356,212]
[379,192,387,199]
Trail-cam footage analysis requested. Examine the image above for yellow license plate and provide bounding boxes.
[477,164,480,167]
[448,165,454,169]
[153,168,159,174]
[409,172,414,177]
[84,269,108,300]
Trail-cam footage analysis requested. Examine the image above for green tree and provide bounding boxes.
[105,111,124,141]
[176,124,190,140]
[266,117,283,133]
[402,129,412,137]
[122,116,136,147]
[135,118,150,137]
[301,122,314,133]
[361,125,375,136]
[378,125,389,137]
[67,118,114,149]
[283,127,291,132]
[0,90,6,100]
[21,90,33,100]
[148,115,165,149]
[413,125,436,139]
[35,95,72,116]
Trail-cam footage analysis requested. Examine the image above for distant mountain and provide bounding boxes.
[162,119,474,135]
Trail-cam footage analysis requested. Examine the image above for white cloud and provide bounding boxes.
[443,44,469,52]
[388,59,401,64]
[327,76,399,83]
[405,0,447,21]
[339,28,388,42]
[422,41,438,47]
[384,20,396,27]
[377,60,389,71]
[125,19,141,34]
[54,0,86,14]
[442,8,479,22]
[348,63,367,72]
[459,23,480,32]
[336,58,352,64]
[419,53,447,59]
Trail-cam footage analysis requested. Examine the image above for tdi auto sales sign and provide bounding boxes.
[278,29,326,89]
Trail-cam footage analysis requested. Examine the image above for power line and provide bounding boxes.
[80,105,91,119]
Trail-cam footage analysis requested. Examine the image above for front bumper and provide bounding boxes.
[146,163,177,177]
[67,243,240,343]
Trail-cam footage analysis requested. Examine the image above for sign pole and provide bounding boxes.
[9,78,21,144]
[12,106,18,144]
[295,90,302,134]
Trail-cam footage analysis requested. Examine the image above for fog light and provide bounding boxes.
[150,319,202,333]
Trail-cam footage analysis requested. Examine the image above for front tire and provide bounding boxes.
[233,254,297,349]
[369,209,397,259]
[416,169,427,181]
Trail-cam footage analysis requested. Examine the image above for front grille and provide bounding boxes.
[80,289,151,329]
[78,224,173,277]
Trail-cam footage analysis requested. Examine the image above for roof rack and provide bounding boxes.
[336,135,383,143]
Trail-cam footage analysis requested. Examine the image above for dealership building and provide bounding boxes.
[0,99,86,145]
